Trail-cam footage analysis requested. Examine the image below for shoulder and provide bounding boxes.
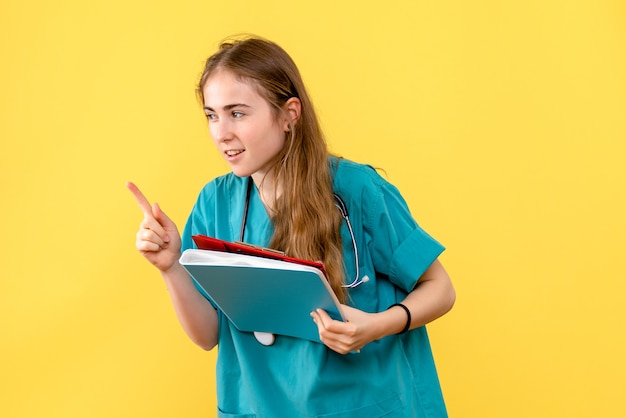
[331,157,416,228]
[189,173,247,216]
[331,157,387,191]
[331,157,400,201]
[183,172,247,244]
[196,172,246,201]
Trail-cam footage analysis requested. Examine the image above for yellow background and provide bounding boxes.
[2,1,625,417]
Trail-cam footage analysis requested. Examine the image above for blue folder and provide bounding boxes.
[179,249,345,343]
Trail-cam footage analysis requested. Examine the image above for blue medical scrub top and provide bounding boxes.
[181,158,448,418]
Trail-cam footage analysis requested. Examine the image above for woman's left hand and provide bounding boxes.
[311,260,455,355]
[311,305,384,354]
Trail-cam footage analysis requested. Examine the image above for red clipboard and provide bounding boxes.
[191,234,326,273]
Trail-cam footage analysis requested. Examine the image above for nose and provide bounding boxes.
[211,119,234,142]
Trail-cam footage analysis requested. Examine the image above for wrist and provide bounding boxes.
[387,303,411,335]
[160,258,185,278]
[373,303,412,340]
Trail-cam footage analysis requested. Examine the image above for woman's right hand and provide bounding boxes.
[127,182,219,350]
[127,182,182,272]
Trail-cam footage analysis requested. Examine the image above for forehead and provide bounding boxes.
[202,70,265,106]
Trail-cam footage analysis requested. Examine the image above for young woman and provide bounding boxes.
[129,36,455,418]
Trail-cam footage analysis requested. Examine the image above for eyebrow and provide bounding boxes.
[203,104,251,112]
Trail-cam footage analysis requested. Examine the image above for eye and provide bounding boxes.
[205,113,217,121]
[232,111,244,119]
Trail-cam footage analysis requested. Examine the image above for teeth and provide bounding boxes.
[226,150,243,156]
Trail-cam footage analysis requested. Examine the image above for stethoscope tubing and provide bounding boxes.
[240,177,367,289]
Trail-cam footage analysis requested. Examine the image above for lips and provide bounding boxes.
[225,149,244,157]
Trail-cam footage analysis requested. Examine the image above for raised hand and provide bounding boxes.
[127,182,182,272]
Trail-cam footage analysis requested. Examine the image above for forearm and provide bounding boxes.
[375,260,456,338]
[399,272,455,329]
[161,262,219,350]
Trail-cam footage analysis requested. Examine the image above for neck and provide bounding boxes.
[251,173,281,213]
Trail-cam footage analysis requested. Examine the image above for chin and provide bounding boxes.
[230,166,253,178]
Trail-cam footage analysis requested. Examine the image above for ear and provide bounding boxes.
[282,97,301,132]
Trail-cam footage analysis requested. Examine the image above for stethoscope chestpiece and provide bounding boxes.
[254,331,276,346]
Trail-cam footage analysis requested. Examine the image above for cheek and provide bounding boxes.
[207,124,219,142]
[262,130,286,154]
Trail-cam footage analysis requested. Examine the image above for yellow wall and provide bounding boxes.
[2,1,625,417]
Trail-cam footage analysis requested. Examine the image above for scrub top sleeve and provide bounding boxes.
[181,182,217,251]
[180,217,196,253]
[180,183,218,304]
[389,227,445,292]
[367,179,445,293]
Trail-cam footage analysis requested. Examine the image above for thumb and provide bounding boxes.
[152,203,176,238]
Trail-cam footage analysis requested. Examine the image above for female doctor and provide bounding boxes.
[128,36,456,417]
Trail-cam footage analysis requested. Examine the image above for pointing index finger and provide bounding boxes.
[126,181,153,217]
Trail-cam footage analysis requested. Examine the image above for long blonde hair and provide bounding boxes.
[196,36,348,303]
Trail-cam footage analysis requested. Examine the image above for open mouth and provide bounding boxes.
[225,149,245,157]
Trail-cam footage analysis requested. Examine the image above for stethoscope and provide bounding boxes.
[240,177,369,345]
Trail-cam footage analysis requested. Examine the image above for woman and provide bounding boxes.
[129,36,455,417]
